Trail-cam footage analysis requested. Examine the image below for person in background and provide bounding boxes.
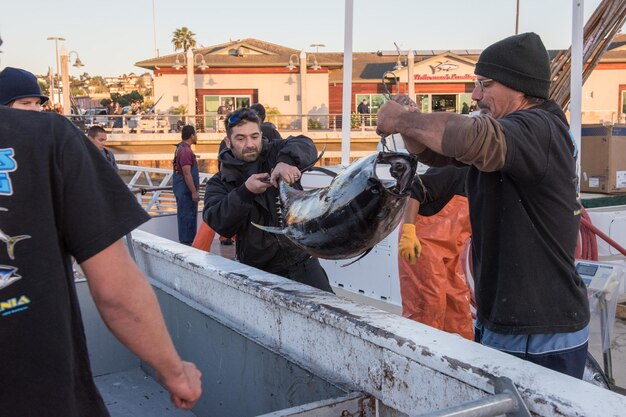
[398,166,473,340]
[0,67,48,111]
[250,103,282,140]
[377,32,590,378]
[203,108,333,292]
[357,98,370,125]
[173,125,200,245]
[87,125,118,170]
[111,101,124,128]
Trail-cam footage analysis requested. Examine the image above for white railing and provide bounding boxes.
[66,113,381,134]
[119,164,212,216]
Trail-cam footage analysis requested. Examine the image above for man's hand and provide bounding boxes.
[398,223,422,264]
[270,162,301,186]
[245,173,274,194]
[376,100,406,137]
[191,191,200,202]
[159,361,203,410]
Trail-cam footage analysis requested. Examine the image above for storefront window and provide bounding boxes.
[416,95,429,113]
[459,93,472,114]
[203,95,251,130]
[432,94,457,112]
[622,90,626,115]
[355,94,385,126]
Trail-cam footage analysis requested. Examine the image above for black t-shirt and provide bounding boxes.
[0,108,150,416]
[468,101,589,334]
[410,166,468,216]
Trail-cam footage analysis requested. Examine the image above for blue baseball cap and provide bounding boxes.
[0,67,49,106]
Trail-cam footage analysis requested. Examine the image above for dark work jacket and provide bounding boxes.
[260,122,282,140]
[203,136,317,274]
[417,100,589,334]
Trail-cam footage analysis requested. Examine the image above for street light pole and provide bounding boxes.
[186,48,196,125]
[47,36,65,104]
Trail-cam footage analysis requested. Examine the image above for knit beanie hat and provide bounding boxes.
[0,67,49,106]
[474,32,551,99]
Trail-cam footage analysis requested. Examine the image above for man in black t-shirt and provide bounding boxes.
[377,33,589,379]
[0,108,202,415]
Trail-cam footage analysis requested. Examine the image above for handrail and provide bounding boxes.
[119,164,211,216]
[64,112,381,134]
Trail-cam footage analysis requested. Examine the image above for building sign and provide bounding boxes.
[415,74,476,81]
[429,60,458,73]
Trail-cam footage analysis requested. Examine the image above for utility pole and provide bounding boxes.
[515,0,520,34]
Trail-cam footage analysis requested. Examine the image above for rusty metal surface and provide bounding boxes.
[130,230,626,417]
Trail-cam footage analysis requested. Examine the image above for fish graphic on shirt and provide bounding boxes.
[0,265,21,290]
[0,229,31,260]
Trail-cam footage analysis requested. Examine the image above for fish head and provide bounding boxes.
[374,152,418,196]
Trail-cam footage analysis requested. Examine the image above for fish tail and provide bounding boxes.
[5,235,31,260]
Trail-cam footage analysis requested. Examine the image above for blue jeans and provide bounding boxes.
[475,320,589,379]
[173,172,199,244]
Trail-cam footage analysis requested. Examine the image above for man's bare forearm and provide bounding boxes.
[81,241,184,380]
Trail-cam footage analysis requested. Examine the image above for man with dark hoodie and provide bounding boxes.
[377,32,589,378]
[203,108,332,292]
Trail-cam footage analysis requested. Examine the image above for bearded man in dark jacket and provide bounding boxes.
[203,108,333,292]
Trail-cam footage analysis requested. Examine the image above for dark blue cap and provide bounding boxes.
[0,67,49,106]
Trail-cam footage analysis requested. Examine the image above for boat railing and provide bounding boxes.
[119,163,212,216]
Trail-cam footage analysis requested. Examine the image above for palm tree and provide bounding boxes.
[171,27,197,52]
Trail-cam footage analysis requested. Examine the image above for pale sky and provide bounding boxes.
[0,0,622,77]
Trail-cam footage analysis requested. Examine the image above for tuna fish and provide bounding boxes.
[253,152,417,263]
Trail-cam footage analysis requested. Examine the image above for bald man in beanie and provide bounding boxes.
[377,32,590,378]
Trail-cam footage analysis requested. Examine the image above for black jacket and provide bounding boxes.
[203,136,317,274]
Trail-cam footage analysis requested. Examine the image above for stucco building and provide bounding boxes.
[135,35,626,130]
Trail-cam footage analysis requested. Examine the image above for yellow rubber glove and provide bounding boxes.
[398,224,422,264]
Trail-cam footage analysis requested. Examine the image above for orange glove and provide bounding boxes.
[398,224,422,264]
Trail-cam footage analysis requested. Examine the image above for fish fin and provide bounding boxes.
[340,248,373,267]
[5,235,31,260]
[251,222,288,235]
[307,166,337,178]
[279,181,311,206]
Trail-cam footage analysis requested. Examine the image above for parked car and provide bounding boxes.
[83,107,110,128]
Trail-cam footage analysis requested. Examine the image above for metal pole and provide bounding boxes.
[571,0,584,183]
[300,50,308,133]
[152,0,158,57]
[341,0,354,167]
[416,394,517,417]
[186,48,196,125]
[599,296,615,384]
[515,0,520,34]
[408,49,415,100]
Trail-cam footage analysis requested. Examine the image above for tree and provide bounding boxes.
[89,76,106,87]
[38,80,50,96]
[109,91,144,107]
[171,27,197,52]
